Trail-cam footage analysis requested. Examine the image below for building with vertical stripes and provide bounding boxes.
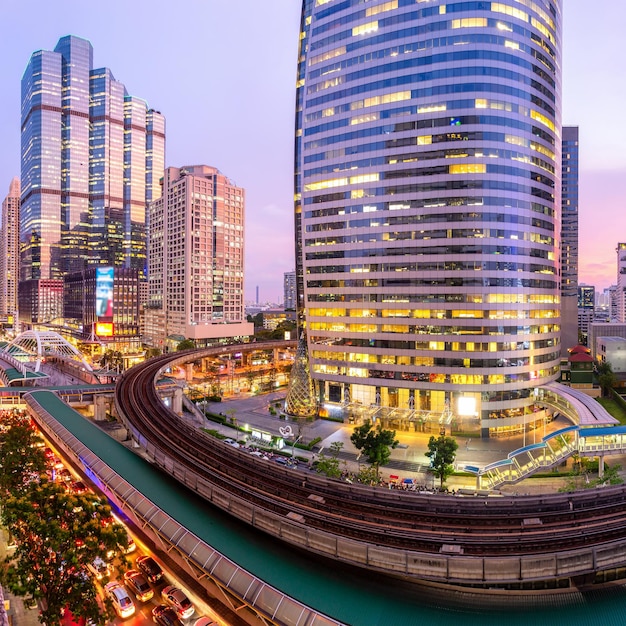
[295,0,562,436]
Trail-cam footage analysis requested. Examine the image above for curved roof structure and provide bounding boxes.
[1,330,92,373]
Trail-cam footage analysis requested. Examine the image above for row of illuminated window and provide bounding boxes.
[304,162,554,193]
[306,260,556,275]
[305,276,557,290]
[305,98,555,145]
[310,31,554,86]
[305,59,555,112]
[305,228,555,247]
[305,197,555,221]
[304,131,556,167]
[312,350,555,367]
[304,177,555,206]
[308,307,558,319]
[311,364,558,385]
[309,3,555,53]
[306,292,559,305]
[307,50,556,101]
[304,113,555,151]
[306,210,555,232]
[307,45,552,97]
[308,320,558,334]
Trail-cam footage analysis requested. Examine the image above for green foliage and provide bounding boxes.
[357,465,381,486]
[0,415,47,496]
[350,420,399,477]
[1,480,128,625]
[425,435,458,488]
[176,339,196,351]
[597,360,617,398]
[314,453,342,479]
[329,441,344,457]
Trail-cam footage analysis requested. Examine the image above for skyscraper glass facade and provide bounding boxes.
[20,35,165,322]
[560,125,579,353]
[295,0,562,433]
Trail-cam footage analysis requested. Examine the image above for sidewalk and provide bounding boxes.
[197,397,610,495]
[0,529,41,626]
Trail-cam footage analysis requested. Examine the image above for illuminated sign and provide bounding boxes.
[95,267,114,320]
[95,322,114,337]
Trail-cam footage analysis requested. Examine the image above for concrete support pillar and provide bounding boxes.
[185,363,193,382]
[273,347,280,365]
[94,395,109,421]
[172,386,184,415]
[598,454,605,479]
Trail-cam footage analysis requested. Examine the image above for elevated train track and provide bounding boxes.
[115,348,626,589]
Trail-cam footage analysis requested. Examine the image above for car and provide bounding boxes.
[124,569,154,602]
[87,556,111,581]
[161,585,195,620]
[70,480,88,495]
[193,619,218,626]
[104,581,135,619]
[136,555,164,583]
[152,604,183,626]
[223,438,240,448]
[122,533,137,554]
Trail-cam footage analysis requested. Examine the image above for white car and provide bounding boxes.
[87,556,111,581]
[223,438,240,448]
[161,585,195,620]
[104,581,135,619]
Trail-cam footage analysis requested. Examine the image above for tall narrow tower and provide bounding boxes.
[295,0,562,436]
[1,178,20,321]
[560,126,579,352]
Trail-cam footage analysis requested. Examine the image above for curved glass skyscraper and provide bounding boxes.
[295,0,562,435]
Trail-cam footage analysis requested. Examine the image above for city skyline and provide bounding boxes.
[0,1,624,301]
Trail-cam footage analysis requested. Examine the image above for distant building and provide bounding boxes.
[146,165,253,348]
[616,244,626,323]
[577,284,595,346]
[1,178,20,322]
[64,267,141,346]
[589,323,626,361]
[597,336,626,375]
[283,271,296,310]
[20,35,164,324]
[262,309,297,331]
[566,345,594,390]
[560,127,579,356]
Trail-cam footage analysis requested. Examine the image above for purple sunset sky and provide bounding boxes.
[0,0,624,303]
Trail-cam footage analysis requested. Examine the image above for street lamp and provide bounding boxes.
[292,434,302,459]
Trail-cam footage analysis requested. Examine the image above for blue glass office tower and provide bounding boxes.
[295,0,562,435]
[20,35,165,323]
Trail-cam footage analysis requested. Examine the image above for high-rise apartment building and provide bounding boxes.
[577,284,595,345]
[20,35,164,324]
[617,244,626,323]
[560,126,579,354]
[284,270,296,310]
[1,178,20,322]
[295,0,562,434]
[145,166,253,348]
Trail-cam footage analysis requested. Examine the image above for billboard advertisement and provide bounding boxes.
[95,267,114,320]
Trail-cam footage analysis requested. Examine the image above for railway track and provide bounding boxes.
[115,350,626,585]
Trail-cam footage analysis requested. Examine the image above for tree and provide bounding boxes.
[596,360,617,398]
[0,414,47,496]
[1,481,129,626]
[350,420,398,478]
[314,453,342,479]
[425,435,458,489]
[176,339,196,351]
